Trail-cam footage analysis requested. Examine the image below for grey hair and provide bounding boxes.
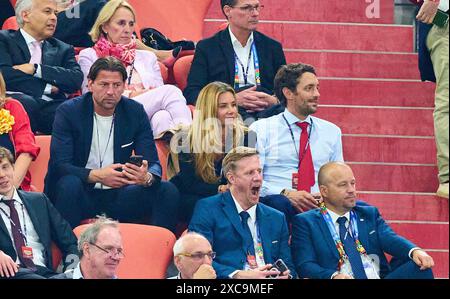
[15,0,57,28]
[173,232,208,257]
[77,215,119,257]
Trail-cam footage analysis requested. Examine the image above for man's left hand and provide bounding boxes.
[416,0,440,24]
[122,160,151,186]
[12,63,35,75]
[412,249,435,270]
[255,92,279,107]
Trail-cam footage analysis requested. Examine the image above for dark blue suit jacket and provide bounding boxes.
[0,190,78,270]
[0,29,83,99]
[44,92,162,196]
[291,205,416,279]
[184,28,286,105]
[189,191,295,279]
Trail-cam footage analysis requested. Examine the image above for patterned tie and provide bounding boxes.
[239,211,255,256]
[3,200,37,270]
[337,216,367,279]
[29,41,42,65]
[295,122,315,192]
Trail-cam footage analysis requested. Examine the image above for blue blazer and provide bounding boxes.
[189,191,296,279]
[0,30,83,99]
[44,92,162,196]
[291,205,416,279]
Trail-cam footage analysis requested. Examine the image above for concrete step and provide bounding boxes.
[389,222,448,250]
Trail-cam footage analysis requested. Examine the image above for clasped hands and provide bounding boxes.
[89,160,151,188]
[416,0,440,24]
[236,86,278,113]
[12,63,59,94]
[283,189,322,213]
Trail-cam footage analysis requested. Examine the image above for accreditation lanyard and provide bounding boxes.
[282,114,313,169]
[0,201,29,245]
[246,222,265,269]
[94,113,115,169]
[234,42,261,89]
[319,204,367,265]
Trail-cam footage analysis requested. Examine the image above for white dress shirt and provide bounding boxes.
[250,109,343,196]
[19,29,53,101]
[439,0,449,12]
[0,189,46,267]
[229,27,256,87]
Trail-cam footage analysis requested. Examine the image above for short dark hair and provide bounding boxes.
[87,56,128,82]
[274,63,316,107]
[221,0,238,17]
[0,147,15,165]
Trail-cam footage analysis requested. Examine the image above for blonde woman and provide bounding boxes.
[78,0,192,139]
[170,82,255,222]
[0,73,39,191]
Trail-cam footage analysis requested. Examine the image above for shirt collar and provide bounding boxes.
[71,263,84,279]
[282,109,312,126]
[20,28,40,47]
[1,188,23,205]
[327,209,350,225]
[230,191,257,222]
[228,27,254,48]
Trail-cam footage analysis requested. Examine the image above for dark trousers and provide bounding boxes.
[52,175,180,233]
[0,266,58,279]
[7,93,66,134]
[385,260,434,279]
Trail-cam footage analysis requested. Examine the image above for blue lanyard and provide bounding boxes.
[234,42,261,89]
[321,209,360,256]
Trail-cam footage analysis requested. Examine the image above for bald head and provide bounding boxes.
[318,162,357,215]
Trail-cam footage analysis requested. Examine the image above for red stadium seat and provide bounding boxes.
[10,0,17,7]
[2,16,18,30]
[29,135,51,193]
[173,55,194,92]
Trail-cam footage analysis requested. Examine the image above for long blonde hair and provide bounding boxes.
[188,82,248,184]
[89,0,136,43]
[0,72,9,108]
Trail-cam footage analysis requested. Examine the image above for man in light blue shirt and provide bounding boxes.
[250,63,343,223]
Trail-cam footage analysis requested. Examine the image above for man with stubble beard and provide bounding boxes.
[250,63,343,225]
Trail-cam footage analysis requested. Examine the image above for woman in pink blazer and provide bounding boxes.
[78,0,192,139]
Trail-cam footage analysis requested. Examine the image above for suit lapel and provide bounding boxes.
[256,205,272,263]
[0,213,9,237]
[81,95,95,163]
[316,211,340,260]
[18,191,45,242]
[14,30,31,61]
[42,40,57,65]
[113,99,126,162]
[219,29,236,85]
[253,32,266,86]
[354,209,369,251]
[221,192,247,243]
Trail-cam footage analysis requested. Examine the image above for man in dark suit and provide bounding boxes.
[291,162,435,279]
[44,56,180,233]
[0,0,15,28]
[189,147,295,279]
[184,0,286,120]
[0,147,78,279]
[0,0,83,134]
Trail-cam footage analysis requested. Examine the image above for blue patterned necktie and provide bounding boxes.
[337,216,367,279]
[240,211,255,256]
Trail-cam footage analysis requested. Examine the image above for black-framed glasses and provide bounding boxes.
[89,242,125,258]
[233,4,264,14]
[177,251,216,261]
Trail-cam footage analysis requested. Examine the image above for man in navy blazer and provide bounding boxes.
[189,147,295,279]
[291,162,435,279]
[0,0,83,134]
[44,56,180,233]
[0,147,78,279]
[184,0,286,120]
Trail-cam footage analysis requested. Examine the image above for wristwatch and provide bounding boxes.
[144,172,154,187]
[32,63,38,75]
[280,189,290,196]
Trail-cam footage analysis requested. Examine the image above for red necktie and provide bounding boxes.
[3,200,37,270]
[295,122,315,192]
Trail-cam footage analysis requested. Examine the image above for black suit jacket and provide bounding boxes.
[44,92,162,197]
[0,29,83,99]
[0,190,78,270]
[184,28,286,105]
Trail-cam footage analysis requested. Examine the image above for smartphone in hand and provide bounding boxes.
[129,155,143,167]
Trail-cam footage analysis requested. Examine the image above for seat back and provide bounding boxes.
[173,55,194,92]
[127,0,213,42]
[2,16,18,30]
[10,0,17,7]
[73,223,176,279]
[155,139,169,180]
[29,135,51,193]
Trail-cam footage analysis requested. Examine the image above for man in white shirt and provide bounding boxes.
[0,147,78,279]
[189,147,295,279]
[170,232,216,279]
[55,216,123,279]
[0,0,83,134]
[250,63,343,223]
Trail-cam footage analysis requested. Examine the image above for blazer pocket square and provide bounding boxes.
[272,240,278,244]
[369,230,376,235]
[121,142,134,148]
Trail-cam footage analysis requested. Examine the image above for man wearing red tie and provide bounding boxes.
[250,63,343,224]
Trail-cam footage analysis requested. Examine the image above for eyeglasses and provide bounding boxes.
[233,4,264,14]
[89,242,125,258]
[177,251,216,261]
